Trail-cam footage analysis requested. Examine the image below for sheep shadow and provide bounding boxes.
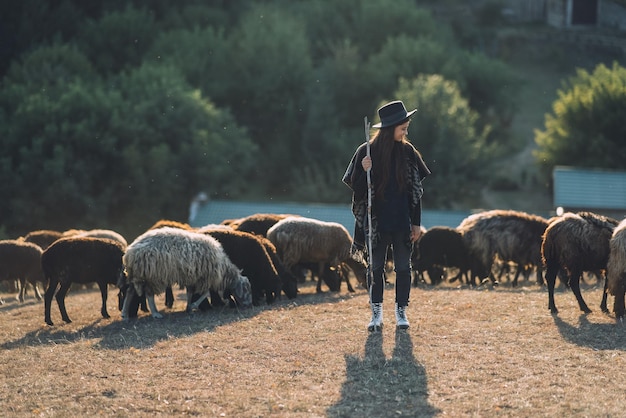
[327,330,439,417]
[0,305,257,351]
[552,314,626,351]
[0,287,356,351]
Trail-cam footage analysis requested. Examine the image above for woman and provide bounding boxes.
[343,100,430,331]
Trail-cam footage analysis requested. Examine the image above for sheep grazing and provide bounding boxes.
[605,218,626,321]
[266,216,361,293]
[121,227,252,319]
[413,226,471,286]
[0,240,45,304]
[198,226,284,305]
[234,213,297,236]
[542,211,618,314]
[457,209,549,286]
[146,219,195,308]
[42,237,126,325]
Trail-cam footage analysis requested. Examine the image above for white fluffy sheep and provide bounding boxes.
[121,227,252,319]
[266,216,362,293]
[607,218,626,321]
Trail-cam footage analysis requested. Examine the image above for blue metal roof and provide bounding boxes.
[190,200,472,235]
[553,166,626,210]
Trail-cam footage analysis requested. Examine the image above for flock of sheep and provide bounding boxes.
[1,208,626,325]
[0,214,367,325]
[413,209,626,321]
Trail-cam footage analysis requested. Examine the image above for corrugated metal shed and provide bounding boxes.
[553,166,626,210]
[189,200,471,235]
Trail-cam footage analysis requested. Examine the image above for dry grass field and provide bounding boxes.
[1,274,625,417]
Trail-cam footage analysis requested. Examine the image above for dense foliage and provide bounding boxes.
[0,0,524,238]
[534,62,626,180]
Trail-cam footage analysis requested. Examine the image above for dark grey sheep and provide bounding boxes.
[457,209,549,286]
[42,237,126,325]
[0,240,45,304]
[541,211,618,314]
[606,218,626,321]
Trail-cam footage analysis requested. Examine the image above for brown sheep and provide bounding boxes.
[0,240,45,304]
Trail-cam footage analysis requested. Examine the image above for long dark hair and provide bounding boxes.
[369,120,409,199]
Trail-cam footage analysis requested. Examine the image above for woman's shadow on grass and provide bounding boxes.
[327,330,439,417]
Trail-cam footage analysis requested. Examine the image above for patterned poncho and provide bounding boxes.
[342,141,430,259]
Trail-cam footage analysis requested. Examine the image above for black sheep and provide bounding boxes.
[413,226,471,286]
[42,237,125,325]
[256,236,298,299]
[198,227,284,305]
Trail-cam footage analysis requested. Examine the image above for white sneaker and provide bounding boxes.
[368,302,383,332]
[395,303,409,329]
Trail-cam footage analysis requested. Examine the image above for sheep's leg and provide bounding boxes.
[569,270,591,313]
[55,282,73,323]
[97,282,110,319]
[33,282,43,301]
[536,267,545,286]
[545,263,559,314]
[165,286,174,309]
[121,284,136,320]
[600,272,609,313]
[146,293,163,318]
[17,278,26,302]
[44,279,58,325]
[316,262,324,293]
[189,289,212,311]
[343,265,355,293]
[512,266,522,287]
[613,280,625,322]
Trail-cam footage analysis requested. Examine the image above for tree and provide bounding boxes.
[0,47,257,239]
[534,62,626,180]
[394,75,494,208]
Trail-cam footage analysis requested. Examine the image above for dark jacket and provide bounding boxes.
[342,141,430,255]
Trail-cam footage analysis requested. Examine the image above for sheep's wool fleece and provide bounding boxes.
[123,227,237,295]
[267,216,351,268]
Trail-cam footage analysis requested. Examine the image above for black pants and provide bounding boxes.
[368,230,412,306]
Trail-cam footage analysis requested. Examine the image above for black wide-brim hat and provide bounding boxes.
[372,100,417,128]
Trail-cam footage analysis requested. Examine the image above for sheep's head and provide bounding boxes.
[229,275,252,308]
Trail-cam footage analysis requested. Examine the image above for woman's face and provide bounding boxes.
[393,121,410,142]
